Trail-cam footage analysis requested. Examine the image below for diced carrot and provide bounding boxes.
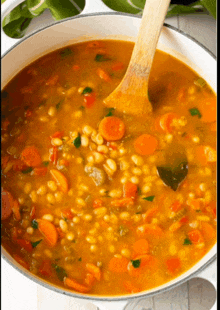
[188,229,204,244]
[179,216,189,224]
[12,199,21,221]
[195,145,217,165]
[142,206,159,222]
[49,147,58,165]
[210,122,217,132]
[86,263,101,281]
[32,167,48,176]
[85,273,96,287]
[123,281,141,293]
[186,198,204,211]
[64,277,91,293]
[127,254,157,277]
[13,254,29,270]
[136,224,163,238]
[61,209,74,220]
[16,239,33,253]
[205,201,216,219]
[200,97,217,123]
[72,65,80,71]
[177,87,186,101]
[30,205,36,220]
[50,131,64,139]
[111,198,134,207]
[111,62,124,71]
[84,92,96,108]
[56,227,66,239]
[21,146,42,167]
[99,116,125,141]
[108,256,129,273]
[169,220,183,232]
[39,260,53,277]
[134,134,158,156]
[93,199,103,209]
[200,222,216,242]
[97,68,111,82]
[50,169,69,193]
[99,220,110,228]
[155,113,179,133]
[133,239,149,255]
[38,219,58,247]
[16,132,27,143]
[59,159,69,167]
[166,257,181,274]
[123,182,138,199]
[1,189,13,220]
[46,74,59,86]
[170,200,182,213]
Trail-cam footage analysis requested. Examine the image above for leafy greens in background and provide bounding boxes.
[2,0,216,39]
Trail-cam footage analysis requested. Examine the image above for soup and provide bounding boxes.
[1,40,217,296]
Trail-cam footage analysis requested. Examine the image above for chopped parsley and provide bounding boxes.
[56,99,64,110]
[52,264,67,281]
[105,107,115,117]
[131,259,141,268]
[22,167,33,174]
[73,134,81,148]
[189,107,202,118]
[31,219,38,229]
[95,54,111,62]
[183,238,192,245]
[82,87,93,95]
[143,195,155,202]
[31,239,43,248]
[42,161,50,167]
[60,48,73,58]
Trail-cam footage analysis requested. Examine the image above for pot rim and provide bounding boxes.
[1,11,217,302]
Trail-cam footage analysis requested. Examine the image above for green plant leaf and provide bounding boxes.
[189,107,202,118]
[27,0,47,17]
[31,239,43,248]
[142,195,155,202]
[46,0,84,20]
[102,0,143,14]
[167,2,206,17]
[201,0,216,18]
[52,264,67,281]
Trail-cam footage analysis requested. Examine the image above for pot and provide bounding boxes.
[1,0,217,309]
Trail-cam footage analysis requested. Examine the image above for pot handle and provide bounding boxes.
[92,300,128,310]
[192,258,217,310]
[1,0,24,55]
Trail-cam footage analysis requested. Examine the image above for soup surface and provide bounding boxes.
[1,40,217,296]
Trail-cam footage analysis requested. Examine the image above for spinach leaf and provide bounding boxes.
[189,107,202,118]
[105,108,115,117]
[183,238,192,245]
[60,47,73,58]
[82,87,93,95]
[95,54,111,62]
[73,134,81,148]
[131,259,141,268]
[157,161,188,191]
[22,167,33,174]
[142,195,155,202]
[52,264,67,281]
[31,239,43,248]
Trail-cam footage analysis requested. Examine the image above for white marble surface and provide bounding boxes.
[1,7,217,310]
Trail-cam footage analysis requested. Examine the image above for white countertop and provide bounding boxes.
[1,8,216,310]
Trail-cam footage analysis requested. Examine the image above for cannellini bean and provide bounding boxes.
[30,190,37,203]
[131,154,144,166]
[106,159,117,172]
[121,248,131,258]
[90,245,98,253]
[26,227,34,234]
[109,150,118,158]
[142,165,150,174]
[81,135,89,147]
[169,244,177,255]
[119,212,130,221]
[76,197,86,207]
[109,245,116,253]
[130,176,139,184]
[109,189,122,198]
[96,133,104,145]
[66,232,75,241]
[93,207,107,218]
[47,181,58,192]
[48,106,56,117]
[46,193,55,204]
[110,214,118,224]
[37,185,47,195]
[86,236,97,244]
[83,214,93,222]
[42,214,54,222]
[132,167,142,175]
[51,138,63,146]
[83,125,93,136]
[97,145,108,154]
[54,191,63,202]
[59,219,68,233]
[72,216,80,224]
[93,152,105,163]
[120,160,130,171]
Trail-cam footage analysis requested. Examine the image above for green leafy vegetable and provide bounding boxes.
[31,239,43,248]
[105,108,115,117]
[131,259,141,268]
[42,161,50,167]
[60,47,73,58]
[189,107,202,118]
[157,162,188,191]
[82,87,93,95]
[73,134,81,148]
[22,167,33,174]
[31,219,38,229]
[142,195,155,202]
[183,238,192,245]
[52,264,67,281]
[95,54,111,62]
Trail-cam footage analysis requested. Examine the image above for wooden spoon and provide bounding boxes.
[104,0,171,116]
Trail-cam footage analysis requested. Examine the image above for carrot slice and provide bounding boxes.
[108,256,129,273]
[111,197,134,207]
[127,254,157,277]
[64,277,90,293]
[85,273,96,287]
[200,97,217,123]
[123,281,141,293]
[13,254,29,270]
[134,134,158,156]
[188,229,204,244]
[136,224,163,238]
[21,146,42,167]
[166,257,181,274]
[155,113,179,133]
[186,198,204,211]
[38,219,58,247]
[86,263,101,281]
[133,239,149,255]
[1,189,13,220]
[97,68,111,82]
[50,169,69,193]
[170,200,182,213]
[200,222,216,242]
[99,116,125,141]
[92,199,103,209]
[84,92,96,108]
[123,182,138,199]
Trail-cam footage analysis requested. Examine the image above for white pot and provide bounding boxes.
[1,1,217,309]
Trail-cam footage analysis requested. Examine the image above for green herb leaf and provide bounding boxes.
[95,54,111,62]
[56,99,64,110]
[79,105,85,110]
[31,239,43,248]
[78,257,82,261]
[42,161,50,167]
[131,259,141,268]
[189,107,202,118]
[46,0,84,20]
[157,162,188,191]
[82,87,93,95]
[31,219,38,229]
[73,134,81,148]
[143,195,155,202]
[60,47,73,58]
[22,167,33,174]
[183,238,192,245]
[52,264,67,281]
[105,108,115,117]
